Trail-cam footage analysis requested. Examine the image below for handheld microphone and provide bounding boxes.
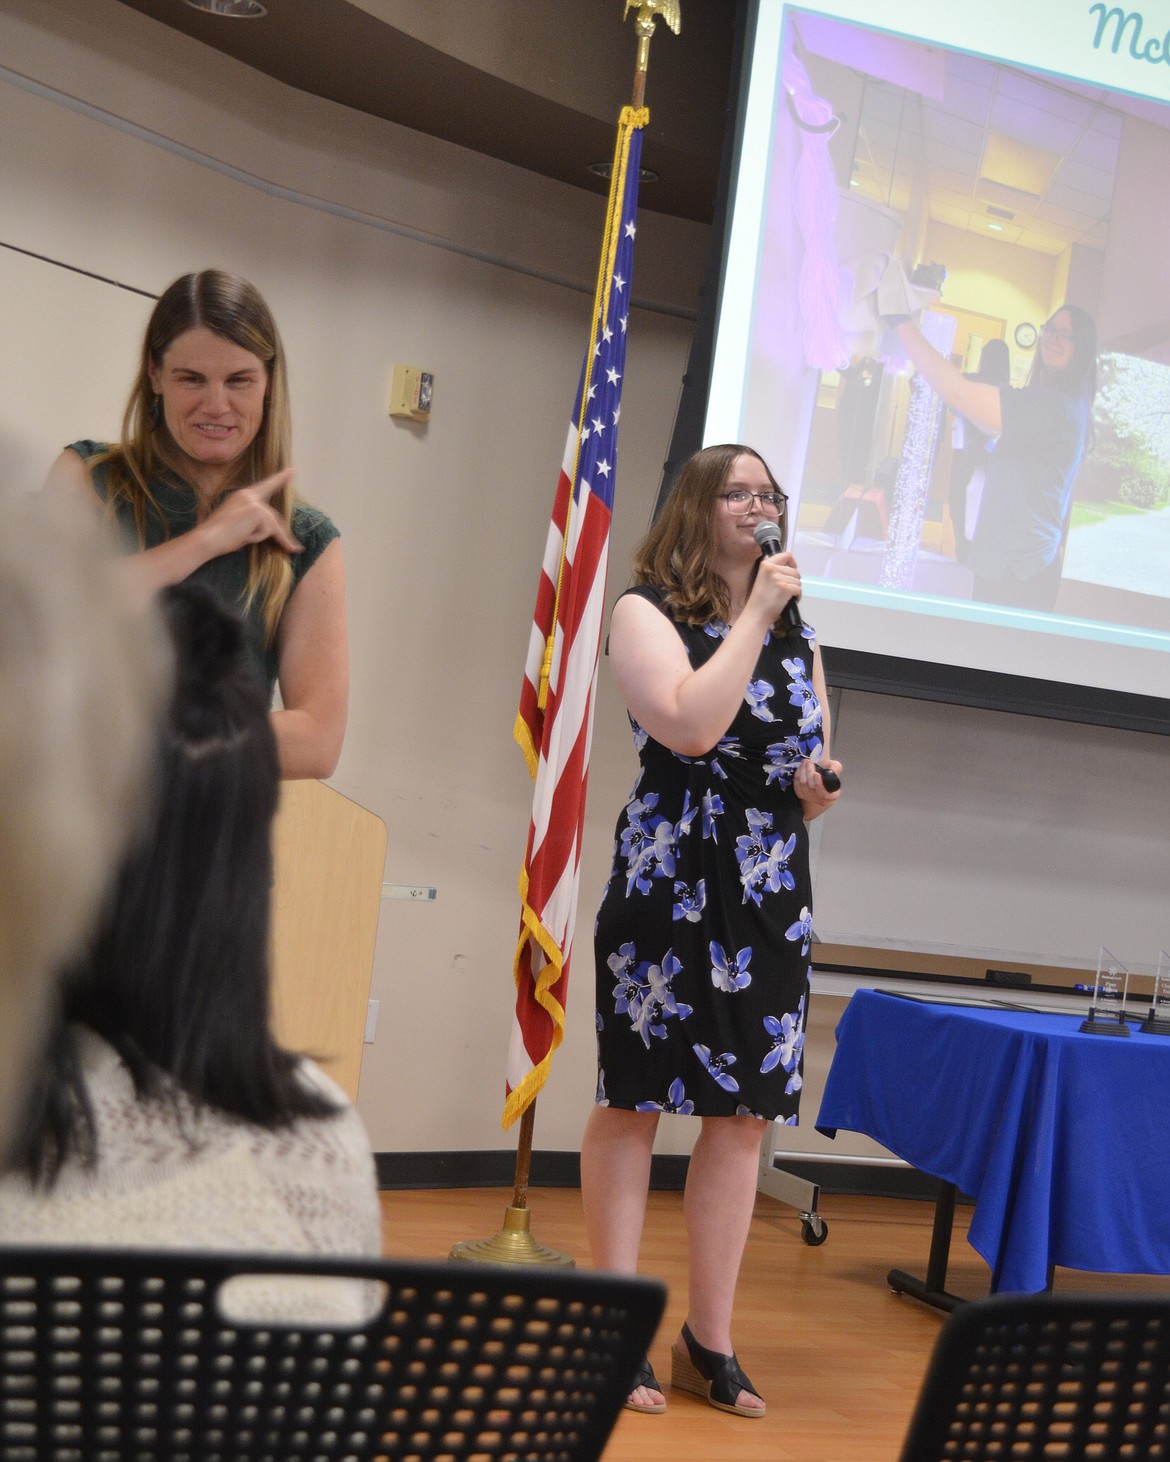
[753,520,803,633]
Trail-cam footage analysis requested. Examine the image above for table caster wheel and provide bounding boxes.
[801,1215,828,1246]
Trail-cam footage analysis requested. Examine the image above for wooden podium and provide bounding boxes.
[269,779,387,1101]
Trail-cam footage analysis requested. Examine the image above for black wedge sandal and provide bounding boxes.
[623,1355,667,1414]
[670,1322,766,1417]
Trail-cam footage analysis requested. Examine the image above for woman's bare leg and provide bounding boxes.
[680,1114,767,1410]
[580,1104,662,1407]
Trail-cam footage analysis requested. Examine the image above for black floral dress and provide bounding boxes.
[593,586,825,1122]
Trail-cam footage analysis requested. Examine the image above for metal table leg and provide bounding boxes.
[887,1179,965,1312]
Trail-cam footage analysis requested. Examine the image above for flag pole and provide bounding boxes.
[450,0,680,1268]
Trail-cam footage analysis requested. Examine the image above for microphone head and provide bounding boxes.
[753,520,783,554]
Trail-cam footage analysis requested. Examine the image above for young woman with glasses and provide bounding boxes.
[579,443,842,1418]
[893,304,1097,611]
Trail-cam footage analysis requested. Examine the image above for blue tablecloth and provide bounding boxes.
[816,990,1170,1294]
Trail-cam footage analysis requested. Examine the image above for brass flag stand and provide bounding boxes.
[449,0,680,1268]
[449,1100,571,1265]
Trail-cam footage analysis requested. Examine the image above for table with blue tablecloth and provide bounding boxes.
[816,989,1170,1298]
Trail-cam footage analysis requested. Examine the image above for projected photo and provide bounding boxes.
[722,9,1170,642]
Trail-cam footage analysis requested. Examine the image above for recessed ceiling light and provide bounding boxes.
[987,221,1004,231]
[587,161,660,183]
[183,0,267,16]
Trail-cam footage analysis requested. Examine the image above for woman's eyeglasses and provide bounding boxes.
[718,490,788,515]
[1041,323,1076,343]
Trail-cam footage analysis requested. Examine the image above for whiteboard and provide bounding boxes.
[811,687,1170,974]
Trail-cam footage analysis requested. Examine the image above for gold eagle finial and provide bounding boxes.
[624,1,681,35]
[624,0,680,107]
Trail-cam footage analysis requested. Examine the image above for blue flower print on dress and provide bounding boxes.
[675,790,698,840]
[762,833,797,896]
[786,905,813,956]
[630,950,693,1050]
[710,941,753,992]
[595,1067,608,1105]
[693,1043,740,1093]
[709,735,743,783]
[608,943,644,1020]
[761,996,806,1095]
[620,794,677,896]
[618,795,659,865]
[636,1077,695,1115]
[701,790,724,840]
[764,737,805,790]
[608,944,693,1046]
[673,880,706,922]
[736,809,797,906]
[702,621,730,640]
[783,657,822,737]
[745,678,777,722]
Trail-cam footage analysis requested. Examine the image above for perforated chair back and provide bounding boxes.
[899,1292,1170,1461]
[0,1246,666,1462]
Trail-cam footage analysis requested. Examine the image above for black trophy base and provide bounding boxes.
[1140,1010,1170,1036]
[1079,1007,1131,1036]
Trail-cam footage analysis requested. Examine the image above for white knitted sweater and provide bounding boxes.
[0,1028,382,1318]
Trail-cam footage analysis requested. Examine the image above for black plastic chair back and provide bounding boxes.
[900,1292,1170,1461]
[0,1246,666,1461]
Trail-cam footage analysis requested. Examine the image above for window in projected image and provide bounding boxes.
[705,3,1170,713]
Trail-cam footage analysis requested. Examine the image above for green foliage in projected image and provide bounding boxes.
[1080,353,1170,513]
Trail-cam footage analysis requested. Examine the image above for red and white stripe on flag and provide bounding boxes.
[504,107,646,1129]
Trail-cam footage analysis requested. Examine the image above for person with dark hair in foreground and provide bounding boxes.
[579,445,842,1417]
[895,305,1097,610]
[45,269,348,779]
[1,586,379,1304]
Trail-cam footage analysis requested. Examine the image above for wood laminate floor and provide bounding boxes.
[379,1185,1170,1462]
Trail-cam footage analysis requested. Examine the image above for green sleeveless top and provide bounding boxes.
[71,441,339,699]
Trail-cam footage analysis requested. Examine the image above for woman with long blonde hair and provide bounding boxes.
[46,269,347,778]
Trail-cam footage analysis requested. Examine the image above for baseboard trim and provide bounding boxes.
[374,1151,954,1201]
[374,1151,681,1191]
[374,1150,582,1191]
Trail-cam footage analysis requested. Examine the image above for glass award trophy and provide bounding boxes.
[1141,950,1170,1036]
[1079,946,1130,1036]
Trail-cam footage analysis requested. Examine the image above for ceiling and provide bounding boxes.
[796,11,1170,264]
[110,0,739,224]
[843,49,1121,258]
[107,3,1165,269]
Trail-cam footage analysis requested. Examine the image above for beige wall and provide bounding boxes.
[0,0,708,1157]
[5,0,1167,1177]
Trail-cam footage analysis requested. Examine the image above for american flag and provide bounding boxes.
[504,107,647,1129]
